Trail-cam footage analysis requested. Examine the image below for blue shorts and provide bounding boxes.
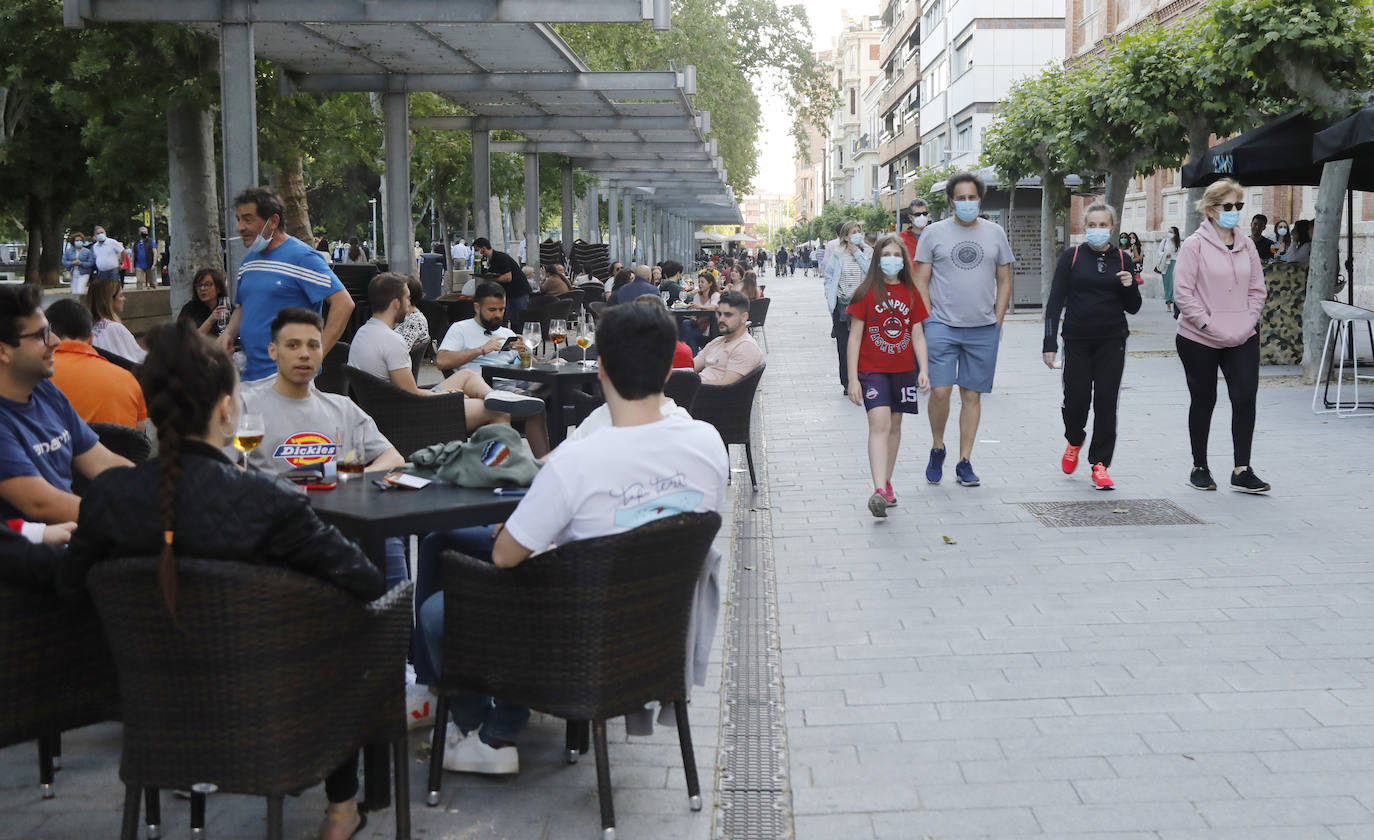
[925,321,1001,393]
[857,370,920,414]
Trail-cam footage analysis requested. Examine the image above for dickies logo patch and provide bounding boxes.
[272,432,338,467]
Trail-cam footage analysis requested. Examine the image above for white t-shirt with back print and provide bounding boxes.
[503,414,728,554]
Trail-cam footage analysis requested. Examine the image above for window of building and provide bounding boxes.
[954,36,973,75]
[870,44,881,61]
[922,0,944,33]
[955,120,972,153]
[850,87,857,115]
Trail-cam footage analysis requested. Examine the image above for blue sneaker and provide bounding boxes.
[925,448,946,484]
[955,459,980,487]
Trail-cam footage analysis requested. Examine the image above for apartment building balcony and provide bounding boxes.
[879,0,920,65]
[878,118,921,167]
[919,90,946,136]
[879,59,919,118]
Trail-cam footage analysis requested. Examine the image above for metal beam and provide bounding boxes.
[412,115,698,132]
[524,152,540,274]
[295,71,683,96]
[67,0,656,24]
[490,141,711,157]
[219,18,257,289]
[382,91,414,276]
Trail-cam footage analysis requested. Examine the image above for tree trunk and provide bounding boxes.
[271,153,313,244]
[1302,158,1352,382]
[39,216,62,287]
[1103,164,1131,228]
[24,193,43,284]
[167,102,222,313]
[1040,169,1063,307]
[1184,123,1210,237]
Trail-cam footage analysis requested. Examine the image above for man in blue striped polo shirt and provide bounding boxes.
[219,187,355,382]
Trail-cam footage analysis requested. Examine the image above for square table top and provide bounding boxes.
[481,362,599,385]
[308,475,519,536]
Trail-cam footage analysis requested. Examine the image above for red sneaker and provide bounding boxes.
[1061,444,1082,474]
[882,482,897,506]
[1091,463,1114,491]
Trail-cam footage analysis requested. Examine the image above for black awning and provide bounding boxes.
[1182,110,1374,191]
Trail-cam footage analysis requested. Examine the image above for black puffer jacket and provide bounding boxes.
[59,439,384,602]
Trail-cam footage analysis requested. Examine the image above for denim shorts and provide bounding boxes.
[924,320,1001,393]
[857,370,920,414]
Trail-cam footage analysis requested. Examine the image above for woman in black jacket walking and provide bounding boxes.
[66,321,383,840]
[1043,202,1143,491]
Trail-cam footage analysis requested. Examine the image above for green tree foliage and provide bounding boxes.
[556,0,835,194]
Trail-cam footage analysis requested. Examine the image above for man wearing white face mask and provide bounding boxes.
[912,172,1014,488]
[218,187,355,384]
[89,226,124,282]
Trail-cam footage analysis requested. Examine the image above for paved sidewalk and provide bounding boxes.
[759,266,1374,839]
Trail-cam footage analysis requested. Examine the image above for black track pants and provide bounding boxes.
[1175,333,1259,468]
[1061,338,1127,468]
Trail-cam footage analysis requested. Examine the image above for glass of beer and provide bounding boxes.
[548,319,568,365]
[336,423,364,479]
[233,413,264,470]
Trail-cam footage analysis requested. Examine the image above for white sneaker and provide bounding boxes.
[483,391,545,419]
[444,721,463,750]
[442,733,519,774]
[406,684,436,730]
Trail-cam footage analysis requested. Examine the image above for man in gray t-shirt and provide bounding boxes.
[911,173,1014,488]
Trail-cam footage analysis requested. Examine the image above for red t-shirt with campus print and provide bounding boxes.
[845,282,929,374]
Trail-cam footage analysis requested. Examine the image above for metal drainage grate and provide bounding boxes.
[715,421,792,840]
[1020,498,1206,528]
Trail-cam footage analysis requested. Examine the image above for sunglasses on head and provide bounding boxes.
[1213,201,1245,212]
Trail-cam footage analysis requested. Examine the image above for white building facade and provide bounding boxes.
[917,0,1066,170]
[822,11,885,206]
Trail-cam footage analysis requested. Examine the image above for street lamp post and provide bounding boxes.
[368,198,378,258]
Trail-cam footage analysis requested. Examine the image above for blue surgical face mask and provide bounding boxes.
[1083,228,1112,249]
[95,233,106,243]
[953,200,980,223]
[849,232,864,246]
[879,255,905,277]
[73,240,85,248]
[247,220,276,254]
[1276,226,1288,236]
[1216,210,1242,230]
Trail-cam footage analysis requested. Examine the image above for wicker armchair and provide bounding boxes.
[344,366,468,458]
[96,347,140,372]
[425,512,722,837]
[747,297,771,352]
[73,423,153,496]
[0,583,119,799]
[690,362,765,488]
[316,340,351,396]
[86,558,414,840]
[663,370,702,414]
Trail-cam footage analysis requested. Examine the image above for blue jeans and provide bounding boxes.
[383,536,407,591]
[679,317,707,354]
[414,526,530,745]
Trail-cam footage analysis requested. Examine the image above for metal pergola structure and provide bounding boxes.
[64,0,738,281]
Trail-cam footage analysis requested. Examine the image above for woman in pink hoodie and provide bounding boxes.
[1173,178,1270,494]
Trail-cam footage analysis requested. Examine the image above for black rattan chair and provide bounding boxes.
[87,558,413,840]
[690,363,765,488]
[344,366,468,457]
[525,298,575,354]
[316,340,350,396]
[418,300,450,351]
[0,583,119,800]
[586,301,608,322]
[747,297,771,352]
[96,347,140,372]
[73,423,153,496]
[663,370,702,414]
[425,512,722,837]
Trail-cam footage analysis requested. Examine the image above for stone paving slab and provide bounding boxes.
[758,266,1374,839]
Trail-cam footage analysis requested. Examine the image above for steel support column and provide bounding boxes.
[524,152,540,273]
[607,189,620,263]
[561,163,574,260]
[219,20,258,289]
[382,91,413,275]
[586,185,600,244]
[473,130,491,242]
[622,194,633,266]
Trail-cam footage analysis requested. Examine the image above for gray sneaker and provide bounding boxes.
[867,492,889,518]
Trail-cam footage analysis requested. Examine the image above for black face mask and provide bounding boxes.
[140,232,149,239]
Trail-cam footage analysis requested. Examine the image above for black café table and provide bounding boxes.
[308,476,519,813]
[481,362,598,446]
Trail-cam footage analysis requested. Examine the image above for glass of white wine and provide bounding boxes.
[522,322,543,363]
[234,412,264,470]
[576,320,594,367]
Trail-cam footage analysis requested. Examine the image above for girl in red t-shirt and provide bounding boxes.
[845,233,931,518]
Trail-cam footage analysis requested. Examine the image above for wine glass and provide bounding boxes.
[522,322,543,362]
[548,318,568,365]
[575,320,594,367]
[233,412,264,470]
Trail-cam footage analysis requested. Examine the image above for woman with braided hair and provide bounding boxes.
[64,320,384,840]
